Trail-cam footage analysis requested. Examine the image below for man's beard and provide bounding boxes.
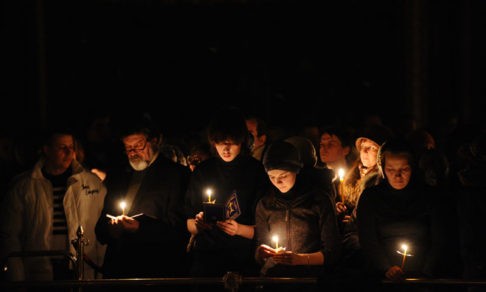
[129,157,149,171]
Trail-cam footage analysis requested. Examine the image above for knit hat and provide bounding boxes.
[284,136,318,167]
[263,140,304,173]
[355,125,394,151]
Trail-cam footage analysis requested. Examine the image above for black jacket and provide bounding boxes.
[184,154,270,276]
[95,155,190,278]
[255,173,342,276]
[356,179,444,277]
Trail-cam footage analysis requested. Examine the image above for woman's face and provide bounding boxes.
[267,169,297,193]
[384,153,412,190]
[214,140,241,162]
[359,139,379,169]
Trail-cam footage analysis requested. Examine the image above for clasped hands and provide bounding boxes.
[256,244,302,266]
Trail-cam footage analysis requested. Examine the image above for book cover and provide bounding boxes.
[203,191,241,223]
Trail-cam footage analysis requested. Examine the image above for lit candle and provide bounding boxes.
[400,244,408,269]
[338,168,345,182]
[338,168,345,203]
[206,188,213,204]
[119,201,127,216]
[272,235,279,250]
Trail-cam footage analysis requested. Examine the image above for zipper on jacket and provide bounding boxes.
[285,208,291,251]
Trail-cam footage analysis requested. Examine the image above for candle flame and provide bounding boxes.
[338,168,345,182]
[119,201,127,215]
[272,235,279,249]
[401,244,408,254]
[206,188,213,203]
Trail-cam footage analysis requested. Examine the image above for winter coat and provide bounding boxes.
[0,159,106,281]
[255,173,342,276]
[184,154,269,276]
[95,154,190,278]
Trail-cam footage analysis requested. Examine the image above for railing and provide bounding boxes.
[1,225,90,287]
[2,226,485,291]
[1,274,486,291]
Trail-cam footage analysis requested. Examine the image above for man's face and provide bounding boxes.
[246,119,266,149]
[319,133,349,167]
[44,134,75,173]
[123,133,153,171]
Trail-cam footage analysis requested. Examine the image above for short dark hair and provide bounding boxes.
[319,125,353,148]
[207,107,249,146]
[42,125,76,147]
[378,138,417,174]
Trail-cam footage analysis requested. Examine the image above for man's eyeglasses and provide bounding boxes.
[124,140,148,154]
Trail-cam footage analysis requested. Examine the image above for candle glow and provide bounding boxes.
[396,243,413,269]
[338,168,345,202]
[119,201,127,216]
[272,235,279,250]
[400,244,408,269]
[338,168,345,182]
[206,188,214,204]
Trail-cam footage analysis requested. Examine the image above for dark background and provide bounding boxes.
[2,0,485,137]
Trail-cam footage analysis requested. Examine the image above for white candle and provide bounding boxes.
[206,188,213,203]
[272,235,279,250]
[400,244,408,269]
[119,201,127,216]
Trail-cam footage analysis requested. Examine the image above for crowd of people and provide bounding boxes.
[0,107,485,292]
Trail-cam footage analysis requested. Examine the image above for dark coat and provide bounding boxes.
[95,155,190,278]
[255,173,342,276]
[356,180,444,278]
[184,154,270,276]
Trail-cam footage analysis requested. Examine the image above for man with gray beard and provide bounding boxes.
[95,112,191,282]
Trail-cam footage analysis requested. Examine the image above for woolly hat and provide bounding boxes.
[284,136,318,167]
[355,125,394,151]
[263,140,304,173]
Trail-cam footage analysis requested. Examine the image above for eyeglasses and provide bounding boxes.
[124,140,148,154]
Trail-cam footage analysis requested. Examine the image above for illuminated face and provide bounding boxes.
[214,140,241,162]
[359,139,379,169]
[44,134,75,174]
[384,153,412,190]
[319,133,349,168]
[123,133,154,171]
[267,169,297,193]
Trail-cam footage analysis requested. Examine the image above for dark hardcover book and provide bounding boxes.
[203,202,225,223]
[203,191,241,223]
